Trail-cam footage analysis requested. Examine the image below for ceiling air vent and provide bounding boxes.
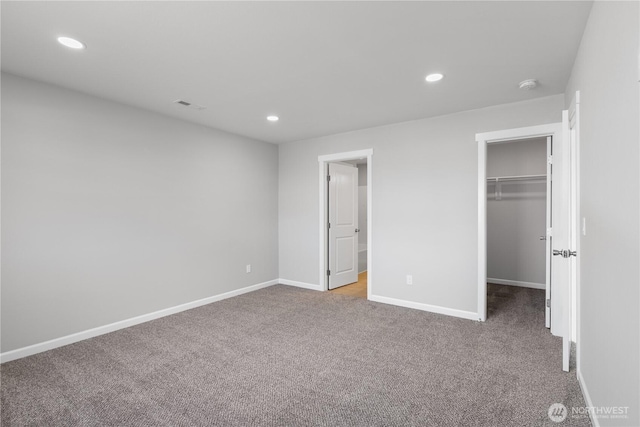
[173,100,206,110]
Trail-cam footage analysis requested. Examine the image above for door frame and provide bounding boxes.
[568,91,581,370]
[318,149,373,296]
[476,123,563,322]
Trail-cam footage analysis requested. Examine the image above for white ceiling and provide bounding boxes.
[1,1,592,144]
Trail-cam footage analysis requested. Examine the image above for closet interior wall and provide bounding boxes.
[487,138,547,288]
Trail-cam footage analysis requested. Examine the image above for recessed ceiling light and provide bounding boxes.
[57,36,85,49]
[425,73,444,83]
[267,115,279,122]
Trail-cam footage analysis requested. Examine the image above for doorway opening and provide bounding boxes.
[485,137,549,326]
[328,159,368,298]
[318,149,373,299]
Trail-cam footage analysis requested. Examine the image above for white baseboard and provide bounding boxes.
[278,278,323,291]
[369,294,479,321]
[577,368,600,427]
[487,278,545,290]
[0,279,279,364]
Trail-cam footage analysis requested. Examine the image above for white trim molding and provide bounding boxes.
[487,278,545,290]
[369,294,479,321]
[577,369,600,427]
[317,149,373,163]
[278,278,323,291]
[0,279,279,364]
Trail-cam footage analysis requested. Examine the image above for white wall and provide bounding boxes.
[487,138,547,286]
[1,73,279,353]
[564,2,639,426]
[279,95,564,315]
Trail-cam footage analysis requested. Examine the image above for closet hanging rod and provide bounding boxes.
[486,174,546,182]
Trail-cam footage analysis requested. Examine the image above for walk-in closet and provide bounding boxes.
[486,137,548,321]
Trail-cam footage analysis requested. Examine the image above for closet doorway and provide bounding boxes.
[486,137,550,324]
[477,120,574,372]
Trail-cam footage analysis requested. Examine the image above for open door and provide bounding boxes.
[328,163,358,290]
[545,136,552,329]
[551,110,574,372]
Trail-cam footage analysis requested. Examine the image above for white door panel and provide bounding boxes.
[551,110,573,372]
[550,129,568,338]
[328,163,358,289]
[336,174,355,224]
[335,236,356,273]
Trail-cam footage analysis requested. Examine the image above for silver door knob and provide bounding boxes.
[553,249,577,258]
[539,236,547,240]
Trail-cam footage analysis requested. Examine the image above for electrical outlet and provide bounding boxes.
[246,264,251,273]
[406,275,413,285]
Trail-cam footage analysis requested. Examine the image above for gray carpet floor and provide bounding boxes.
[1,284,590,426]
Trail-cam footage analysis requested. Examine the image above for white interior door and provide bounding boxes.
[551,111,573,372]
[328,163,358,290]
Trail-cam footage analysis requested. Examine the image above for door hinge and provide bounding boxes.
[327,270,331,276]
[327,175,331,182]
[547,228,553,237]
[328,223,331,229]
[547,155,553,165]
[546,299,551,308]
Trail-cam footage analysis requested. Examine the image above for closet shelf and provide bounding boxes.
[486,174,546,182]
[488,174,546,201]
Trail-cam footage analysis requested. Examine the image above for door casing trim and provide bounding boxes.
[476,123,562,322]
